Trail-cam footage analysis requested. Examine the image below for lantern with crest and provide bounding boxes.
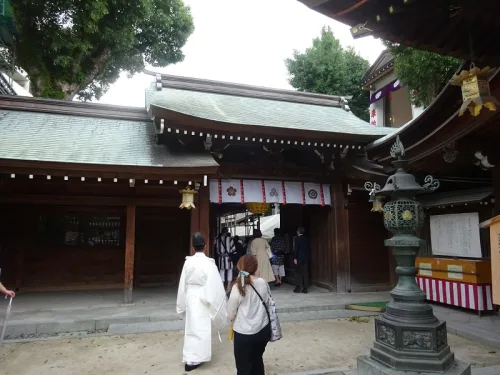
[179,186,197,210]
[450,65,499,117]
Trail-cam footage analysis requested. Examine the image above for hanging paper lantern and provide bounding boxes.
[246,202,270,215]
[179,186,197,209]
[449,66,499,117]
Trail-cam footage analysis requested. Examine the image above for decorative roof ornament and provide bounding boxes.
[442,142,458,163]
[423,175,440,192]
[390,135,405,159]
[449,65,499,117]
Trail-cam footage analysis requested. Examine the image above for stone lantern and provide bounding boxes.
[358,136,470,375]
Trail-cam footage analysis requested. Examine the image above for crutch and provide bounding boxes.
[0,295,12,344]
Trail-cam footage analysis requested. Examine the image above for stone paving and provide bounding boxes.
[0,285,390,338]
[1,284,499,351]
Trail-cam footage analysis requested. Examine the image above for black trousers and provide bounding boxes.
[233,324,270,375]
[295,262,309,289]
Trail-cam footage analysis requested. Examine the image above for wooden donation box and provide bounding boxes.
[479,215,500,307]
[416,257,494,312]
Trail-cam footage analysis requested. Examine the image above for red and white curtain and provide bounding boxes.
[416,276,494,312]
[209,179,331,206]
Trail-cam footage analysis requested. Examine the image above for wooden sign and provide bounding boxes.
[479,215,500,305]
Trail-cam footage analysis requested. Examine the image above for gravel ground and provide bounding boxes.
[1,317,498,375]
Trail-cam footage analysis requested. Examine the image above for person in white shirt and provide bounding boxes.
[227,255,270,375]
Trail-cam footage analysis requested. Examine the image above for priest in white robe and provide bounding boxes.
[177,232,230,372]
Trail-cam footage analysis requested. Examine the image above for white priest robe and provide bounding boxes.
[176,252,229,364]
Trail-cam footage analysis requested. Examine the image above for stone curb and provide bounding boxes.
[445,322,500,350]
[4,303,352,339]
[277,367,350,375]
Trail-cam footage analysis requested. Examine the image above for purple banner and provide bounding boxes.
[370,79,403,104]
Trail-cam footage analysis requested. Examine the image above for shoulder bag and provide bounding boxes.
[249,283,282,342]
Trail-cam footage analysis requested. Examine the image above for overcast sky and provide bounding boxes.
[98,0,384,108]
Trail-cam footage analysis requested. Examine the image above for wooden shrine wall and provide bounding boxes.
[347,191,392,292]
[0,204,126,291]
[0,176,193,292]
[135,207,190,286]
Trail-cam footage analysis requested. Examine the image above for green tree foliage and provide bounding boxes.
[12,0,194,100]
[384,41,462,107]
[285,26,370,121]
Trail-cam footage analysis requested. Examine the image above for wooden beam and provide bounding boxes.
[124,204,136,304]
[0,194,179,207]
[0,159,218,181]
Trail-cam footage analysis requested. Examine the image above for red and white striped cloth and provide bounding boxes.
[416,276,494,311]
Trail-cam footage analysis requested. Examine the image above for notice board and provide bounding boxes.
[430,213,482,258]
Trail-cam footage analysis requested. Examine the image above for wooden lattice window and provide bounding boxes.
[38,215,122,249]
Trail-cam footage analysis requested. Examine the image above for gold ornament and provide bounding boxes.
[371,196,384,213]
[449,66,499,117]
[179,186,197,209]
[402,210,413,221]
[384,211,393,221]
[246,202,270,215]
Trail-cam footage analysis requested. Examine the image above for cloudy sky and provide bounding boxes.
[98,0,384,108]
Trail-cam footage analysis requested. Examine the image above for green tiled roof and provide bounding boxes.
[0,110,218,168]
[147,87,395,138]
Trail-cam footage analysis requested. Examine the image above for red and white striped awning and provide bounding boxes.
[209,179,331,206]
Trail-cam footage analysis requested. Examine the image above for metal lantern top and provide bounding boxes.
[377,136,429,198]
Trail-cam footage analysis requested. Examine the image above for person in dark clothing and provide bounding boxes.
[270,228,287,286]
[232,235,246,279]
[233,235,246,260]
[293,226,310,294]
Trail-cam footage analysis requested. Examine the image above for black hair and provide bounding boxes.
[297,226,305,235]
[221,227,228,234]
[253,229,262,238]
[274,228,280,235]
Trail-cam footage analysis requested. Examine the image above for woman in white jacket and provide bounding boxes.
[227,255,270,375]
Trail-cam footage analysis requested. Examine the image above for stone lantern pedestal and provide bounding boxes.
[357,137,470,375]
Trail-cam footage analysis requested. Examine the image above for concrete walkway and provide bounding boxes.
[1,284,499,350]
[1,285,389,339]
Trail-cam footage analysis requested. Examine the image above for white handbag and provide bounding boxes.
[250,283,283,342]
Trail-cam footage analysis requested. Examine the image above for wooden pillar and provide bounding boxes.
[333,183,350,293]
[199,186,210,255]
[124,204,136,304]
[190,186,210,255]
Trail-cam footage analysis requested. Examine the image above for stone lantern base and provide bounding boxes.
[357,355,471,375]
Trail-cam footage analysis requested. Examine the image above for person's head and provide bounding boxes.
[297,226,305,236]
[235,255,258,296]
[192,232,206,253]
[253,229,262,238]
[274,228,281,236]
[233,235,240,243]
[221,227,228,235]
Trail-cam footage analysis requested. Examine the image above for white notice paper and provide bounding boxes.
[430,213,482,258]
